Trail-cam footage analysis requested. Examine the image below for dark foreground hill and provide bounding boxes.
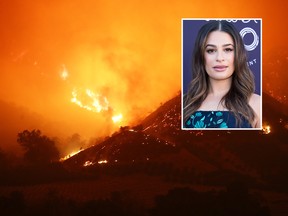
[64,91,288,190]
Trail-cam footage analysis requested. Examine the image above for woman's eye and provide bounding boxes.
[206,49,215,54]
[224,48,234,52]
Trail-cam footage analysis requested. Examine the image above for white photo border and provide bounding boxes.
[181,18,263,130]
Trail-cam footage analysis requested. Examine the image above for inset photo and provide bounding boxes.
[182,19,262,130]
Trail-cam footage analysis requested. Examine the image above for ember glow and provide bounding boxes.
[98,160,108,164]
[83,160,94,167]
[262,125,271,134]
[112,113,123,123]
[60,149,83,161]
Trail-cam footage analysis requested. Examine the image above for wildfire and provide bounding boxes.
[83,161,94,167]
[262,125,271,134]
[112,113,123,123]
[59,65,124,124]
[60,149,83,161]
[70,88,124,124]
[98,160,108,164]
[71,88,109,113]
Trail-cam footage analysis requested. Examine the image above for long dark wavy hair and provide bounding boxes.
[183,20,256,126]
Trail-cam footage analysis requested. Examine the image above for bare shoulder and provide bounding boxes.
[249,93,261,127]
[249,93,261,108]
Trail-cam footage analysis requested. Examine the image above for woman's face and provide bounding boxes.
[204,31,235,81]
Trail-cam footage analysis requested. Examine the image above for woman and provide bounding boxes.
[183,20,260,128]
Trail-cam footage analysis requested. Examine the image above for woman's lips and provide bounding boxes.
[213,65,228,72]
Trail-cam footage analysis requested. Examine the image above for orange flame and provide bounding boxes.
[98,160,108,164]
[70,88,123,124]
[83,161,94,166]
[60,149,83,161]
[71,88,109,112]
[112,113,123,123]
[262,125,271,134]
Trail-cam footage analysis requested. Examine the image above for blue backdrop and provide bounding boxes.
[182,19,261,95]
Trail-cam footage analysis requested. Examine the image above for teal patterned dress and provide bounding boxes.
[184,111,252,128]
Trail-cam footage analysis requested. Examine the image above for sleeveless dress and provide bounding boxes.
[184,111,252,128]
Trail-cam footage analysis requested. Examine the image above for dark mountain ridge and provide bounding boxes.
[63,91,288,190]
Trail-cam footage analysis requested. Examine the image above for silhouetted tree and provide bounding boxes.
[17,129,60,165]
[120,126,130,132]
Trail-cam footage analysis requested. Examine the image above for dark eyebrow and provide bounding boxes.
[223,43,234,47]
[205,43,234,48]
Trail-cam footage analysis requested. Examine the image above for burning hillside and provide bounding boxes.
[62,91,288,190]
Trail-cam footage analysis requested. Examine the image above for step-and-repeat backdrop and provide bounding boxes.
[182,19,261,95]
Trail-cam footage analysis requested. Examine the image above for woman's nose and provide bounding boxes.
[216,51,224,62]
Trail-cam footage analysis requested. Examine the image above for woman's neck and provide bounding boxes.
[208,77,232,97]
[197,78,232,111]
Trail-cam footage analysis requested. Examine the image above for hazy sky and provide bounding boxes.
[0,0,287,155]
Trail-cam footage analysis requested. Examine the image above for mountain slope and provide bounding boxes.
[64,92,288,189]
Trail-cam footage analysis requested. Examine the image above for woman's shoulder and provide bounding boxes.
[249,93,261,128]
[250,93,261,100]
[249,93,261,109]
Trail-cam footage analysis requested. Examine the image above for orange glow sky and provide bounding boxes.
[0,0,287,154]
